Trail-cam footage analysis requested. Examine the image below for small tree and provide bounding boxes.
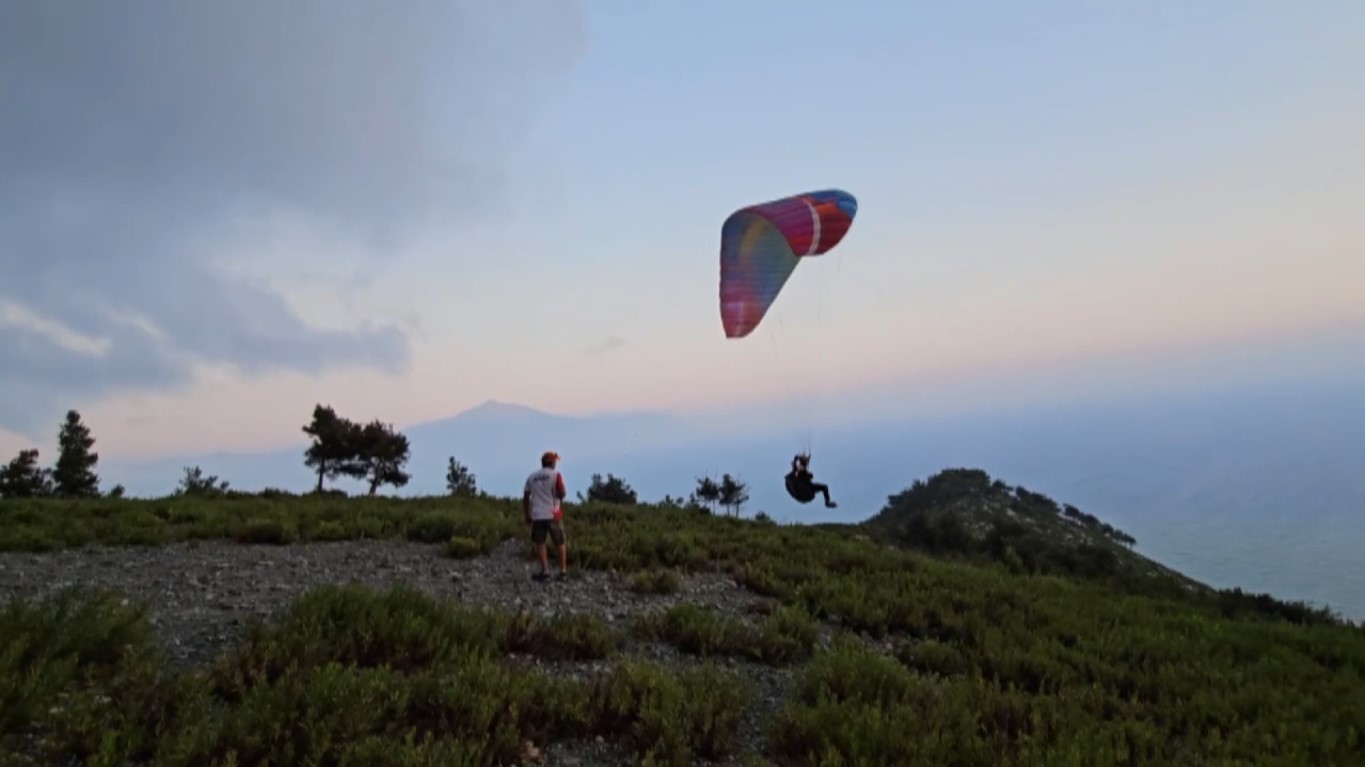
[302,404,361,492]
[177,465,230,496]
[0,449,54,498]
[692,476,721,514]
[445,457,478,497]
[355,419,411,496]
[587,472,637,504]
[52,410,100,497]
[718,473,750,518]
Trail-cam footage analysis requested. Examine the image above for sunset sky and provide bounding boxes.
[3,1,1363,462]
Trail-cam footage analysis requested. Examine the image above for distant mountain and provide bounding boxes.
[104,399,701,499]
[400,399,699,496]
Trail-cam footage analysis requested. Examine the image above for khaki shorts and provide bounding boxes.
[531,518,566,546]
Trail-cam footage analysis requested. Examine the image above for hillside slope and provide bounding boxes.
[861,468,1209,599]
[2,470,1362,764]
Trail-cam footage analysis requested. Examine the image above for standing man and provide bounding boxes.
[523,450,568,581]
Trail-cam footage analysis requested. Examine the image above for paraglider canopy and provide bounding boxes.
[718,189,857,339]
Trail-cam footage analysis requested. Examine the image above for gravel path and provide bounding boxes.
[0,538,802,765]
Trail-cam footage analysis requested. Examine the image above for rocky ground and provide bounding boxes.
[0,538,805,765]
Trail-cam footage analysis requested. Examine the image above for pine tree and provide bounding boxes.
[0,449,54,498]
[302,404,360,492]
[693,476,722,514]
[587,473,637,504]
[719,473,750,517]
[355,419,411,496]
[176,465,230,496]
[445,457,478,497]
[52,410,99,497]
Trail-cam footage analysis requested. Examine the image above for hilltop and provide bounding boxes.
[861,468,1206,597]
[2,468,1362,765]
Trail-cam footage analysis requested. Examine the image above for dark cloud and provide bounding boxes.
[0,0,583,433]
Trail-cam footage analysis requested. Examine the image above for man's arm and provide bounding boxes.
[554,472,566,500]
[523,477,533,521]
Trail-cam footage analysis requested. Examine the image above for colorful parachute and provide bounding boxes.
[718,189,858,338]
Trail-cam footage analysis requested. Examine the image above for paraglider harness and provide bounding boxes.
[784,453,818,504]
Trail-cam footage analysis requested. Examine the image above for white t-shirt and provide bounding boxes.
[524,467,566,521]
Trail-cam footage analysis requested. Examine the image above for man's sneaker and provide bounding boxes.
[556,572,568,581]
[531,571,550,582]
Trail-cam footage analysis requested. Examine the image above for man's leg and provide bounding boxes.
[531,521,551,580]
[813,482,837,507]
[550,520,568,576]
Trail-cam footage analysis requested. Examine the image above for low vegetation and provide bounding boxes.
[4,480,1363,765]
[631,603,822,665]
[3,584,748,765]
[2,406,1363,763]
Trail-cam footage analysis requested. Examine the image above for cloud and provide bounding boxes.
[0,0,583,434]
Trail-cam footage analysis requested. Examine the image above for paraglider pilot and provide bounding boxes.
[785,453,837,508]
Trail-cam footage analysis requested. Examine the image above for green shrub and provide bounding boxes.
[0,588,160,736]
[586,661,749,764]
[445,535,484,559]
[405,512,456,543]
[634,603,818,666]
[233,517,295,545]
[628,568,683,595]
[309,520,350,542]
[500,611,620,662]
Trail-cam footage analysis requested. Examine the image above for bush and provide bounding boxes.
[628,569,683,595]
[446,536,484,559]
[585,661,749,763]
[633,603,820,666]
[234,517,295,545]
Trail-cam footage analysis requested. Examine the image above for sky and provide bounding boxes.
[2,0,1364,464]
